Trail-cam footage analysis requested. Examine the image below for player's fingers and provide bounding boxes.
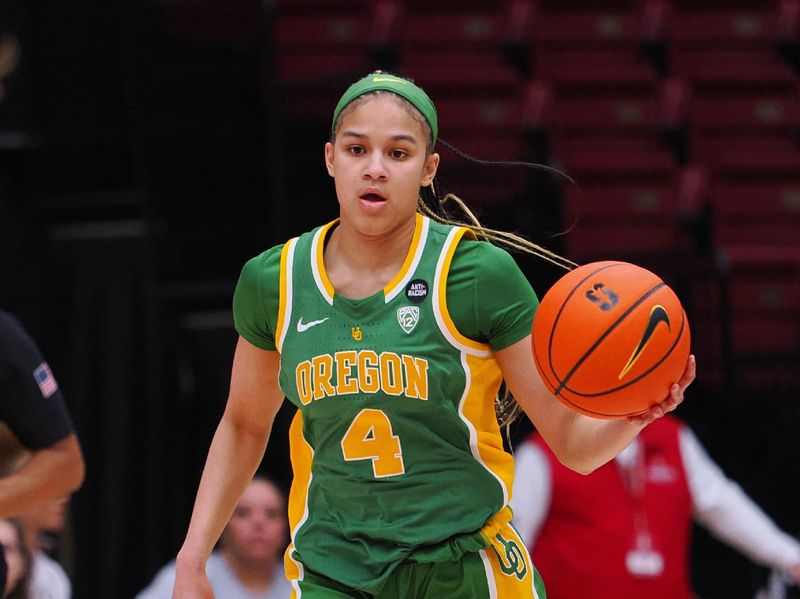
[627,404,662,426]
[678,355,696,391]
[665,386,683,409]
[627,386,682,426]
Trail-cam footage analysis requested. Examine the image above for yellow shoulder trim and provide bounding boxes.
[384,214,429,302]
[275,237,298,353]
[434,228,492,357]
[311,221,338,305]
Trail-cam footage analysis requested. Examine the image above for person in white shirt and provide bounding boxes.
[137,475,291,599]
[17,493,71,599]
[511,415,800,599]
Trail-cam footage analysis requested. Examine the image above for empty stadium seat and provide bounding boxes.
[396,0,520,71]
[712,246,800,393]
[534,0,641,9]
[525,0,669,79]
[523,74,688,162]
[686,75,800,164]
[667,0,798,77]
[273,0,399,120]
[707,152,800,249]
[559,161,702,261]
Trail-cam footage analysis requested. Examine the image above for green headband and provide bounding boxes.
[331,72,438,144]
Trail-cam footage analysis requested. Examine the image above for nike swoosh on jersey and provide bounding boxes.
[297,317,329,333]
[618,305,671,380]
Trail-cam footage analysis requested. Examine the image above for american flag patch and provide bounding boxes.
[33,362,59,398]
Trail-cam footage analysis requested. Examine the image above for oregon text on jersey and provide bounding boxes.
[294,350,429,404]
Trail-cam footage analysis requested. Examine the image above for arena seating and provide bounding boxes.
[269,0,800,396]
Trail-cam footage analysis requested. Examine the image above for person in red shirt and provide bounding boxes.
[511,415,800,599]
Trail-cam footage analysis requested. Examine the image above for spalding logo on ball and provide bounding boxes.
[532,261,691,419]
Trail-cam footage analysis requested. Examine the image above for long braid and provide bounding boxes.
[417,141,579,431]
[418,140,578,272]
[439,138,580,189]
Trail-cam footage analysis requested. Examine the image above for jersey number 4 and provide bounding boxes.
[341,409,405,478]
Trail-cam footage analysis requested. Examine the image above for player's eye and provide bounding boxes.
[389,149,408,160]
[347,145,366,155]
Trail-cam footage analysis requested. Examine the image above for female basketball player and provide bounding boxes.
[172,72,696,599]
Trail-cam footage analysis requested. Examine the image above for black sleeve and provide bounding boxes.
[0,311,74,449]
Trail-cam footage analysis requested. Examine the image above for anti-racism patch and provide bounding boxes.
[405,279,428,304]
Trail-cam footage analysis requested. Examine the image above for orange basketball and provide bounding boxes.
[532,261,691,419]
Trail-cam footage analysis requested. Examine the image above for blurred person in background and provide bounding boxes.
[511,414,800,599]
[757,568,800,599]
[137,475,291,599]
[0,518,31,599]
[0,309,84,596]
[18,497,71,599]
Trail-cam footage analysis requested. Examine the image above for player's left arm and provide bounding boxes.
[496,334,694,474]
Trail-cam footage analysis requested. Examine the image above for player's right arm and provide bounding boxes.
[173,337,284,599]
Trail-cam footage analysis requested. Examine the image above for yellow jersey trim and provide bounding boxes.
[384,213,429,302]
[311,221,337,305]
[275,237,298,353]
[434,227,492,357]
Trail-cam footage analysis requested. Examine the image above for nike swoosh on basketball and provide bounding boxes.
[297,317,329,333]
[618,305,671,380]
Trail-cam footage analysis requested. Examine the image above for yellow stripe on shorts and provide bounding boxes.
[480,508,542,599]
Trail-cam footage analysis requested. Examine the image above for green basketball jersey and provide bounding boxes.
[234,214,538,594]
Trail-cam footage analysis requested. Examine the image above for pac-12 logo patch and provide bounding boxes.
[405,279,428,304]
[397,306,420,334]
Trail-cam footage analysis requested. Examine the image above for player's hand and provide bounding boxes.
[627,355,696,427]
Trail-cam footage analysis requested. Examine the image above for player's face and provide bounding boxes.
[0,520,25,597]
[222,480,286,565]
[325,94,439,238]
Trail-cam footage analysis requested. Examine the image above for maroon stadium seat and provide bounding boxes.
[274,0,400,119]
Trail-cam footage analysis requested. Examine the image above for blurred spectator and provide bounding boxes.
[757,568,800,599]
[511,415,800,599]
[0,518,31,599]
[0,310,84,596]
[18,498,71,599]
[136,475,291,599]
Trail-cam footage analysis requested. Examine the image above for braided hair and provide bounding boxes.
[418,143,578,429]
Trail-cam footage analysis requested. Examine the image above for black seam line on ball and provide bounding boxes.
[548,263,622,375]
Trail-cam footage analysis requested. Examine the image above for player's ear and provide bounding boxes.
[324,142,335,177]
[421,152,439,187]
